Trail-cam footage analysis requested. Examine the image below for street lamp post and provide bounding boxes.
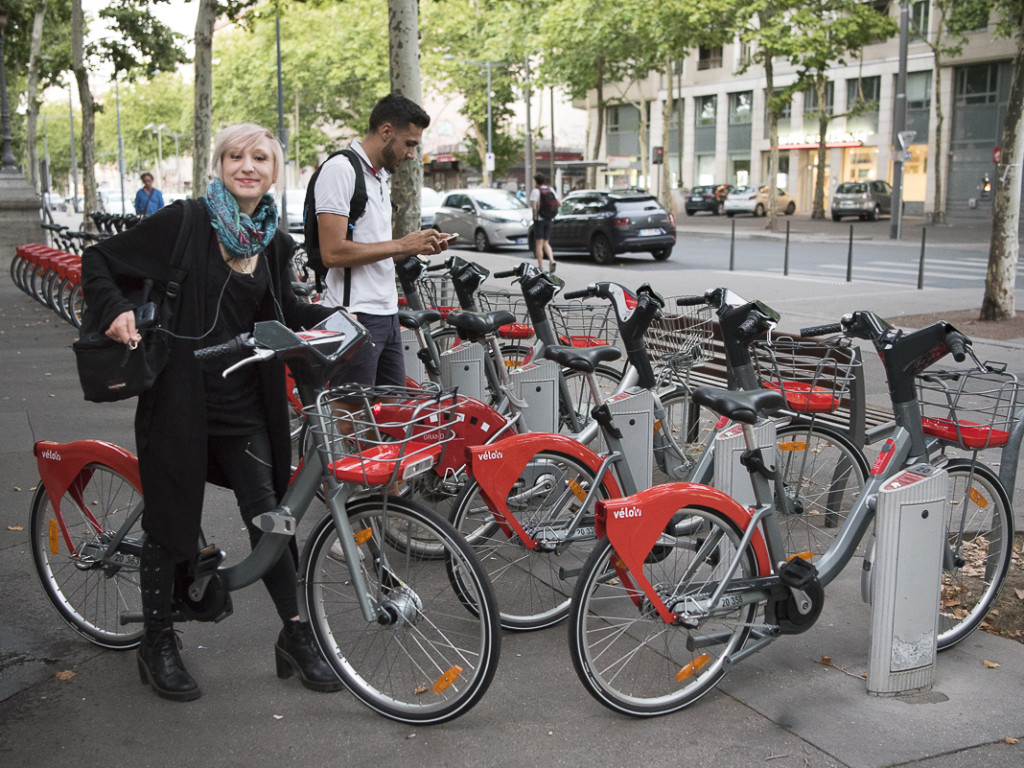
[444,54,500,187]
[0,5,20,173]
[68,85,79,210]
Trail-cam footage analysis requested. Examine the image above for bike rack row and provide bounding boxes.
[10,244,86,328]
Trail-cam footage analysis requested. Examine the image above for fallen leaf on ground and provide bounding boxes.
[983,660,1000,669]
[820,656,832,666]
[1015,588,1024,601]
[1004,737,1018,745]
[55,670,75,681]
[8,525,24,531]
[12,486,21,492]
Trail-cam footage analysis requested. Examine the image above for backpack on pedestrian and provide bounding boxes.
[538,186,559,220]
[302,149,367,294]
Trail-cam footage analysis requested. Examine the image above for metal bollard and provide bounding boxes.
[784,220,791,276]
[846,225,854,282]
[866,463,947,696]
[917,227,927,290]
[729,219,736,271]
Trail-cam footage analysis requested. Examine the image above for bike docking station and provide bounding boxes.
[713,418,778,507]
[440,339,490,402]
[599,387,656,488]
[864,463,947,696]
[509,357,561,432]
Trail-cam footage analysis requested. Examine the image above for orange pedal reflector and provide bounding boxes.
[788,552,813,563]
[48,518,60,556]
[432,665,463,694]
[968,487,988,508]
[778,441,808,452]
[677,653,710,682]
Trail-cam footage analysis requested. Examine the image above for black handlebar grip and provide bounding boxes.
[426,261,448,272]
[800,323,844,338]
[563,289,592,300]
[946,332,968,363]
[194,334,250,361]
[675,295,708,306]
[494,269,517,279]
[736,314,766,341]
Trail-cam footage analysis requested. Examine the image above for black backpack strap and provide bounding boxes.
[338,148,369,309]
[152,198,196,327]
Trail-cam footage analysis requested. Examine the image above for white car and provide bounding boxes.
[724,186,796,217]
[421,187,443,229]
[433,188,532,251]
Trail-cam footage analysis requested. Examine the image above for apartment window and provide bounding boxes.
[847,76,881,133]
[698,46,723,71]
[907,71,932,110]
[738,42,754,69]
[729,92,753,124]
[910,0,930,41]
[956,64,999,105]
[763,91,792,139]
[697,95,717,127]
[606,103,641,156]
[803,82,834,118]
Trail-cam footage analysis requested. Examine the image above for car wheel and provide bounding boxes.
[685,209,695,216]
[868,205,880,222]
[755,203,765,217]
[832,213,842,222]
[651,247,671,261]
[714,202,724,216]
[590,234,614,265]
[474,229,491,252]
[785,202,796,215]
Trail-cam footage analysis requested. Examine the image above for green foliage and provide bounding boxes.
[96,0,187,81]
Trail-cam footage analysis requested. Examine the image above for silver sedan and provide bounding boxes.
[433,188,532,251]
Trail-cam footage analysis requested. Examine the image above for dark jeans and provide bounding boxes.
[140,431,298,630]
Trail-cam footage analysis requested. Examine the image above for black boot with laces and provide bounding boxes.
[275,621,343,692]
[137,628,201,702]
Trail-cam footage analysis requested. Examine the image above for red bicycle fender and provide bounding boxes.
[597,484,770,623]
[34,440,141,513]
[466,433,622,547]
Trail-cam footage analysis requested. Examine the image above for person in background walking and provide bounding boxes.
[134,173,165,217]
[530,173,558,273]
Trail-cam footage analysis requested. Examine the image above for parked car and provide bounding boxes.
[831,180,893,221]
[433,188,531,251]
[275,189,306,233]
[421,187,443,229]
[98,190,134,215]
[683,184,733,216]
[530,189,676,265]
[724,185,796,217]
[42,192,67,212]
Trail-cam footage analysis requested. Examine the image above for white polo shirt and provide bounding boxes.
[314,139,398,315]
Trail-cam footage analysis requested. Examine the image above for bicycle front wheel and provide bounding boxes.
[569,506,758,717]
[29,465,145,649]
[774,422,869,559]
[301,496,500,724]
[450,450,606,631]
[938,460,1014,650]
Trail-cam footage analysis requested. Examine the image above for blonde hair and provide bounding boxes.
[210,123,283,184]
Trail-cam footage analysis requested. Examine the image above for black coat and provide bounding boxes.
[82,199,334,560]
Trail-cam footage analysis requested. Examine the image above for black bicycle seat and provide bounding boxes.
[445,309,517,335]
[542,344,622,373]
[398,309,443,330]
[692,386,785,424]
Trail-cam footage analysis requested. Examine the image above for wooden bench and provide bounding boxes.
[662,322,894,448]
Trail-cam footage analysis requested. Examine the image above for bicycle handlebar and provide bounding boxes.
[946,330,968,363]
[194,334,252,361]
[426,261,449,272]
[675,294,708,306]
[563,288,592,300]
[493,269,517,279]
[799,322,844,337]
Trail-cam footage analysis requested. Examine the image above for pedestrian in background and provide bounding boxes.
[530,173,558,273]
[134,172,165,217]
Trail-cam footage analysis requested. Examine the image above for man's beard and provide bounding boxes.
[380,138,400,174]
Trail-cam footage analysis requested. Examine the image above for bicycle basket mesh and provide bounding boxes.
[916,366,1023,449]
[478,289,534,339]
[646,301,713,377]
[549,301,620,349]
[753,337,859,413]
[304,384,460,488]
[415,275,459,317]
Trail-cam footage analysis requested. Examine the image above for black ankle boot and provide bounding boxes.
[275,621,343,693]
[137,628,201,702]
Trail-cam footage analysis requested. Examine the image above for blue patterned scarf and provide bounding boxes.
[203,178,278,259]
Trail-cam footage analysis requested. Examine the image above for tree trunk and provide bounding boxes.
[812,79,829,220]
[192,0,218,198]
[590,57,604,188]
[71,0,96,221]
[388,0,422,238]
[765,54,778,231]
[25,1,47,192]
[660,57,673,211]
[979,22,1024,321]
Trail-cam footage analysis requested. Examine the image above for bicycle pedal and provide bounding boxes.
[192,546,226,578]
[778,555,818,589]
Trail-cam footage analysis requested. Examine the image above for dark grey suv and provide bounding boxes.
[531,190,676,264]
[831,180,893,221]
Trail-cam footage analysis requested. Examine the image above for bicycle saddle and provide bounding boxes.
[543,344,622,373]
[692,386,785,424]
[398,309,443,330]
[445,309,517,336]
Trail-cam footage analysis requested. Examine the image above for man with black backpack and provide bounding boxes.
[306,94,450,388]
[530,173,559,273]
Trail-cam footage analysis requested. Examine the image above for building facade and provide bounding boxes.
[584,2,1019,219]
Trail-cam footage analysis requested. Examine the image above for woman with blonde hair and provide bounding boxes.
[83,123,341,701]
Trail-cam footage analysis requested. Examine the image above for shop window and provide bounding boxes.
[698,46,723,71]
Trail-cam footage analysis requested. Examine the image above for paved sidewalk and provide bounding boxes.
[2,222,1022,767]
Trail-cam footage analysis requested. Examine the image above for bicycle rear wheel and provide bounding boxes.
[450,450,606,631]
[301,496,500,724]
[938,460,1014,650]
[773,423,869,559]
[569,506,758,716]
[29,465,144,649]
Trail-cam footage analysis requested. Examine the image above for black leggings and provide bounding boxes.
[140,431,299,630]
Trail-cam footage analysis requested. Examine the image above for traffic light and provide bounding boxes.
[652,146,664,165]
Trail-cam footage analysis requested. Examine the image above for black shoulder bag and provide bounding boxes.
[73,200,196,402]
